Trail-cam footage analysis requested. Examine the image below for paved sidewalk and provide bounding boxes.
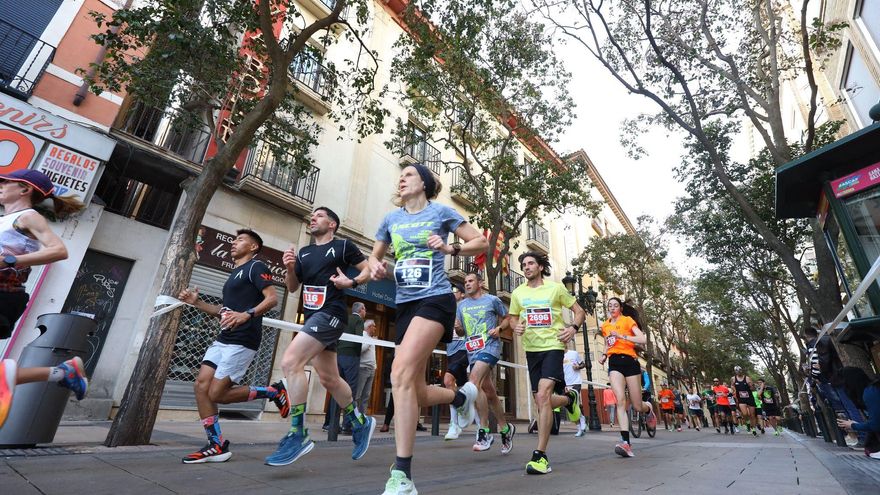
[0,421,874,494]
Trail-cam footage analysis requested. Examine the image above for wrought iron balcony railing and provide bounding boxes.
[0,20,55,100]
[527,221,550,247]
[402,137,443,174]
[116,103,213,164]
[241,140,320,204]
[290,52,333,101]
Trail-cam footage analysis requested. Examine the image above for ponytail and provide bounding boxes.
[32,191,86,220]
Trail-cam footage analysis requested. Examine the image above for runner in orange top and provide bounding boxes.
[657,384,676,431]
[598,297,656,458]
[711,378,734,434]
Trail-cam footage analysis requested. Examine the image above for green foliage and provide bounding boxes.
[86,0,387,171]
[387,0,599,281]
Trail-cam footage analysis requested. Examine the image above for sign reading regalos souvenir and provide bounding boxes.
[831,161,880,199]
[35,144,101,201]
[195,225,287,287]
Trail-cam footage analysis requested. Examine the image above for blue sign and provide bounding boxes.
[343,267,397,308]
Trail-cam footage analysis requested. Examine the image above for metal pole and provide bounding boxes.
[579,278,602,431]
[327,400,339,442]
[431,404,440,436]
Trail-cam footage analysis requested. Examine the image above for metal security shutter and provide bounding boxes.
[160,265,286,414]
[0,0,62,83]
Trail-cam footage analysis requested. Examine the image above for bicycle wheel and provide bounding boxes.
[629,407,642,438]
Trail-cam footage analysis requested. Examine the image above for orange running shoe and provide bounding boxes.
[0,359,18,429]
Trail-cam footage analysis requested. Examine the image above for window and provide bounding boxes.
[94,159,182,229]
[856,0,880,53]
[841,44,880,128]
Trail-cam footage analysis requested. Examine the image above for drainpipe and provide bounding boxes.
[73,0,134,106]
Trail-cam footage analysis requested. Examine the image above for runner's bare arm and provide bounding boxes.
[598,330,609,365]
[178,286,222,316]
[368,241,389,280]
[454,319,465,336]
[12,211,67,268]
[627,324,647,345]
[283,244,300,292]
[426,222,488,255]
[221,285,278,330]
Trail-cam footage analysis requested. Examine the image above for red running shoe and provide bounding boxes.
[0,359,17,429]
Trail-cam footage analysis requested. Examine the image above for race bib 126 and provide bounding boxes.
[394,258,432,288]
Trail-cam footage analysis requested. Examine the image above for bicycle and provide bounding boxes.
[628,404,657,438]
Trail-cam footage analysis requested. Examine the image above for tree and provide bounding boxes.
[535,1,868,365]
[87,0,387,446]
[388,0,599,292]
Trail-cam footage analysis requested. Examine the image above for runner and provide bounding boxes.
[686,387,703,431]
[371,164,485,494]
[703,387,717,428]
[508,251,585,473]
[756,378,783,436]
[712,378,734,434]
[640,367,653,419]
[752,388,766,434]
[178,229,286,463]
[672,387,686,431]
[444,284,469,440]
[456,272,515,453]
[731,366,759,436]
[265,207,375,466]
[598,297,656,458]
[658,383,676,431]
[0,169,88,429]
[563,347,588,437]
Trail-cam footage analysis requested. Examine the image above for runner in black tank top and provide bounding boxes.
[730,366,759,436]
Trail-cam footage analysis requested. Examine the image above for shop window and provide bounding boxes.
[837,189,880,316]
[841,44,880,128]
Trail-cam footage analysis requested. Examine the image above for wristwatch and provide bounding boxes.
[451,242,462,257]
[3,255,16,268]
[246,308,256,317]
[350,278,359,289]
[567,324,579,332]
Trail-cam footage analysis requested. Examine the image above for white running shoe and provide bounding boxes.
[445,422,461,440]
[382,468,417,495]
[455,382,478,429]
[473,429,494,452]
[575,427,585,437]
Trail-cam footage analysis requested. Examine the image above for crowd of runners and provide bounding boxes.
[0,165,786,495]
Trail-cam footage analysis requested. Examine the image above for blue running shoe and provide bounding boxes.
[265,432,314,466]
[57,357,88,400]
[351,415,376,460]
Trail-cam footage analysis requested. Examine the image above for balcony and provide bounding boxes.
[451,167,479,207]
[509,269,525,290]
[290,52,334,114]
[115,103,212,167]
[238,140,320,215]
[0,20,55,100]
[400,136,443,175]
[297,0,350,30]
[447,254,476,283]
[526,221,550,253]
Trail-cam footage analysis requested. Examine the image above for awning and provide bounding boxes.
[775,122,880,218]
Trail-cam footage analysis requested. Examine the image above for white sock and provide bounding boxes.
[579,417,586,429]
[450,405,458,424]
[48,367,65,383]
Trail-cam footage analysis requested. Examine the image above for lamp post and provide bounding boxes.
[562,270,602,431]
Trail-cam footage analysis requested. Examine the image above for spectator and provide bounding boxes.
[835,367,880,459]
[355,319,377,414]
[805,325,863,446]
[603,384,617,428]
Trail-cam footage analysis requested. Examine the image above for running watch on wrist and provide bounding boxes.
[451,242,462,256]
[246,308,256,317]
[3,255,16,268]
[350,278,359,289]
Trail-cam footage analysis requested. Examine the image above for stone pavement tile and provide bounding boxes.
[5,455,177,494]
[0,463,44,494]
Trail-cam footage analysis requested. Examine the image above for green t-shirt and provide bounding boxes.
[509,280,576,352]
[752,390,762,409]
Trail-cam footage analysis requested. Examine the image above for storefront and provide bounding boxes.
[159,225,289,416]
[775,121,880,366]
[0,92,114,361]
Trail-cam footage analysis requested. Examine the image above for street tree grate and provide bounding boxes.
[0,447,75,457]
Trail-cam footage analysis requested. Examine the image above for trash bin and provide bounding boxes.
[0,313,95,447]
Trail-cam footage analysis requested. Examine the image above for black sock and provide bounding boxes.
[395,456,412,479]
[531,449,545,461]
[451,391,466,408]
[621,430,630,443]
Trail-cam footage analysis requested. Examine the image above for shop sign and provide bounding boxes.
[34,143,101,202]
[195,225,287,286]
[0,123,44,173]
[831,161,880,199]
[344,266,397,308]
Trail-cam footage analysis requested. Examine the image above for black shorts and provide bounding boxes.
[735,396,756,407]
[674,405,684,414]
[755,407,764,416]
[642,391,652,403]
[526,350,565,395]
[607,353,641,377]
[0,291,29,340]
[395,293,456,344]
[300,312,346,351]
[715,404,732,415]
[689,409,704,417]
[763,405,780,417]
[445,350,468,387]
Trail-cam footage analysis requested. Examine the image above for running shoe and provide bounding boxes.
[0,359,17,429]
[564,389,582,423]
[752,428,758,437]
[526,452,551,474]
[500,423,515,455]
[676,427,682,432]
[382,467,417,495]
[455,382,478,429]
[265,432,314,466]
[868,451,880,460]
[646,409,657,429]
[351,415,376,460]
[773,430,780,436]
[444,422,461,440]
[57,357,88,400]
[270,380,290,418]
[614,442,635,458]
[696,426,700,431]
[473,429,494,452]
[575,427,585,437]
[182,440,231,464]
[716,427,721,433]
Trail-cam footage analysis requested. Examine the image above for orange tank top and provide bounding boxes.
[601,315,638,359]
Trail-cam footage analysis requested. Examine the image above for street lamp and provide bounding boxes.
[562,270,602,431]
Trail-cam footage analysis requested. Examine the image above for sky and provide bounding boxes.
[552,40,697,272]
